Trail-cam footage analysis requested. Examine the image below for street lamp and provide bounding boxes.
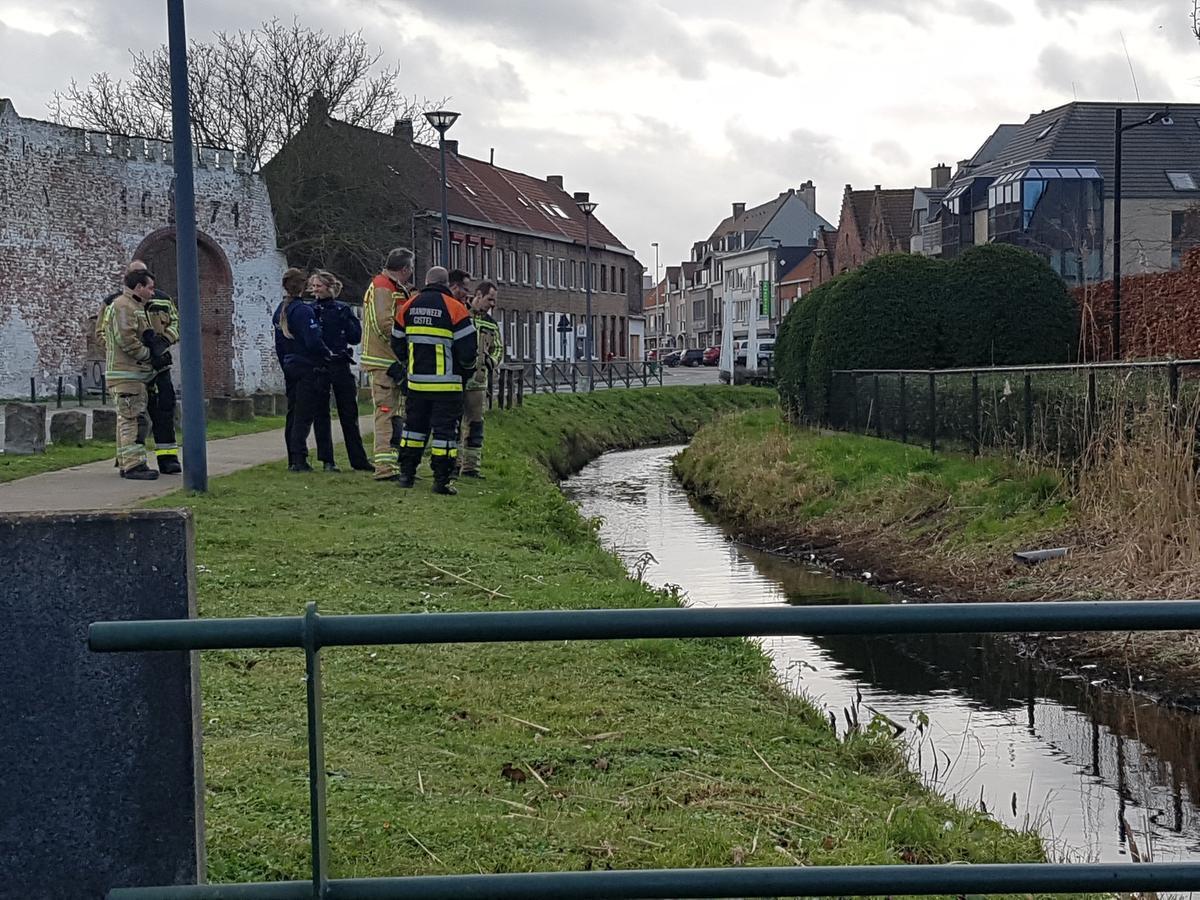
[424,110,460,268]
[1112,106,1171,359]
[813,245,828,288]
[578,199,598,363]
[651,241,660,349]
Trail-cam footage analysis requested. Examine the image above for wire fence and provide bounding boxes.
[824,360,1200,459]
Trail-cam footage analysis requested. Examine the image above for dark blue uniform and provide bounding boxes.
[273,298,333,470]
[315,299,370,470]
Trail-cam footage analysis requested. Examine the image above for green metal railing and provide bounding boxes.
[90,601,1200,898]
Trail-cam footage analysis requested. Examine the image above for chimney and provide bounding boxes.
[546,175,564,189]
[930,163,951,189]
[306,91,330,123]
[732,202,746,218]
[874,184,882,192]
[797,180,816,212]
[489,148,495,165]
[393,118,414,142]
[445,139,459,155]
[955,158,973,177]
[573,191,590,204]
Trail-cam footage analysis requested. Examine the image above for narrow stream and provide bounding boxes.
[564,445,1200,869]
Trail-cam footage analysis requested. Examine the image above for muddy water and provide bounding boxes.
[564,445,1200,867]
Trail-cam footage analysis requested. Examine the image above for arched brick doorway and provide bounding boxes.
[135,228,235,397]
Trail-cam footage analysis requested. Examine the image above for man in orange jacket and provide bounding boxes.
[361,248,414,480]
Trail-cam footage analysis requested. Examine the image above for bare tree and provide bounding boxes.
[52,18,439,169]
[1193,0,1199,42]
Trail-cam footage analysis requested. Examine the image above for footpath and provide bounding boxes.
[0,415,372,513]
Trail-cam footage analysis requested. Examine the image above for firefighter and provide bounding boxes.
[390,266,477,495]
[458,281,503,478]
[362,248,414,481]
[309,270,372,472]
[105,270,169,480]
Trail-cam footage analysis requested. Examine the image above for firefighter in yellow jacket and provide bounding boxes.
[361,248,414,480]
[105,270,172,480]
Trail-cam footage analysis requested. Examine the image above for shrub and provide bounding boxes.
[774,275,847,417]
[944,244,1077,366]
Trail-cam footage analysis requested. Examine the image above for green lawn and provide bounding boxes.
[142,387,1056,893]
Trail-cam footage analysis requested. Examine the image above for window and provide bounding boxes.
[1167,172,1199,191]
[600,264,608,292]
[550,204,570,219]
[517,195,533,208]
[1172,210,1200,268]
[451,241,462,269]
[494,249,504,282]
[571,261,578,288]
[536,255,545,286]
[620,267,626,294]
[546,255,555,288]
[432,236,443,267]
[460,182,478,197]
[467,243,478,277]
[1035,121,1056,141]
[509,251,517,283]
[559,259,567,289]
[591,262,597,288]
[521,252,530,284]
[482,247,492,278]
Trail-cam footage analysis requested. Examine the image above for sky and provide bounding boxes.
[2,0,1198,279]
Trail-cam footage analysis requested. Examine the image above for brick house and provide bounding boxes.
[832,184,915,272]
[263,98,643,363]
[0,99,287,399]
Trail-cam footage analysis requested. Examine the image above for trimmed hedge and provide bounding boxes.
[774,275,847,416]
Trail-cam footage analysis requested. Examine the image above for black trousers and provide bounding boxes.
[328,362,370,469]
[283,370,298,459]
[398,392,464,479]
[147,369,178,456]
[287,364,334,465]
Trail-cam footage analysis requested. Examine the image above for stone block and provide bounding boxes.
[3,403,46,455]
[49,409,87,446]
[91,407,118,442]
[272,393,289,416]
[208,396,232,421]
[228,397,254,422]
[0,509,204,898]
[252,393,274,416]
[358,386,372,404]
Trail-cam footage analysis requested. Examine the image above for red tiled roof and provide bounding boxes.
[877,189,915,247]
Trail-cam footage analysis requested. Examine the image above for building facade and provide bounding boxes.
[0,99,286,398]
[265,99,643,364]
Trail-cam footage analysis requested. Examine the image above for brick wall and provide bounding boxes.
[1074,247,1200,361]
[0,101,287,397]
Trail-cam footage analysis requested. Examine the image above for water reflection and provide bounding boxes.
[564,445,1200,867]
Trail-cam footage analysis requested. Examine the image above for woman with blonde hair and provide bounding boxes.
[273,267,335,472]
[309,270,371,471]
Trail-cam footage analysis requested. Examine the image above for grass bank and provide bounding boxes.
[675,406,1200,696]
[145,387,1053,892]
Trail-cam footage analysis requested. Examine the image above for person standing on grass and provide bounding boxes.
[104,270,169,481]
[309,271,372,472]
[457,281,503,478]
[274,268,335,473]
[363,248,414,481]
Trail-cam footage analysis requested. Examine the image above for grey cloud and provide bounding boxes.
[959,0,1014,26]
[1036,43,1176,101]
[872,140,912,167]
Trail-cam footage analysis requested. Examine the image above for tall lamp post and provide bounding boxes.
[424,110,460,268]
[578,199,598,363]
[167,0,208,491]
[651,241,660,349]
[1112,106,1171,359]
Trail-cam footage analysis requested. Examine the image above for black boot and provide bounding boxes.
[431,458,457,495]
[323,462,341,473]
[289,456,314,473]
[157,455,182,475]
[122,463,159,481]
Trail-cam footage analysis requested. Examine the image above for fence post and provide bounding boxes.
[873,374,882,438]
[302,603,330,899]
[971,373,981,457]
[56,376,64,409]
[642,363,648,388]
[516,368,525,407]
[899,374,908,444]
[851,374,860,432]
[1023,372,1033,453]
[486,368,494,410]
[928,371,937,454]
[607,362,614,390]
[77,374,85,407]
[589,363,596,393]
[1169,360,1180,409]
[100,375,108,406]
[30,377,36,403]
[507,368,517,409]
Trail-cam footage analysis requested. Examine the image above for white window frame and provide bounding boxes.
[521,252,530,284]
[536,255,545,287]
[547,256,556,288]
[467,243,478,277]
[482,246,493,279]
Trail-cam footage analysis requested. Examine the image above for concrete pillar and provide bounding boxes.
[3,403,46,455]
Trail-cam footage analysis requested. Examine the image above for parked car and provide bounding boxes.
[702,346,721,366]
[662,350,683,367]
[680,348,705,367]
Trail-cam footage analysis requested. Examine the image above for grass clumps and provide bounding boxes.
[145,386,1050,890]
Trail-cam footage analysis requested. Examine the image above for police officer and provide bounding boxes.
[458,281,503,478]
[274,268,336,472]
[362,248,414,481]
[390,266,477,494]
[105,270,169,480]
[309,270,372,472]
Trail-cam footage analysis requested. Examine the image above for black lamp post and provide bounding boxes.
[1112,106,1171,359]
[424,110,460,268]
[578,199,598,362]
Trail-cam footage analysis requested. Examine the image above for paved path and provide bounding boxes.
[0,415,373,514]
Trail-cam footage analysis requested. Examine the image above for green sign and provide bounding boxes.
[759,280,771,317]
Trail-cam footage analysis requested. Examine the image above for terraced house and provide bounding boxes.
[265,95,644,363]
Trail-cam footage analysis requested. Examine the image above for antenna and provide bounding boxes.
[1120,31,1141,101]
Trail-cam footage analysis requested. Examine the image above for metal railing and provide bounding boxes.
[21,373,110,407]
[90,599,1200,898]
[493,362,665,409]
[825,358,1200,457]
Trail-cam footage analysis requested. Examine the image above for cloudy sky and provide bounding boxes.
[2,0,1197,275]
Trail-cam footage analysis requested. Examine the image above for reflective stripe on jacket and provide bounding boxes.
[104,290,154,385]
[465,313,503,391]
[390,284,477,393]
[362,274,408,370]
